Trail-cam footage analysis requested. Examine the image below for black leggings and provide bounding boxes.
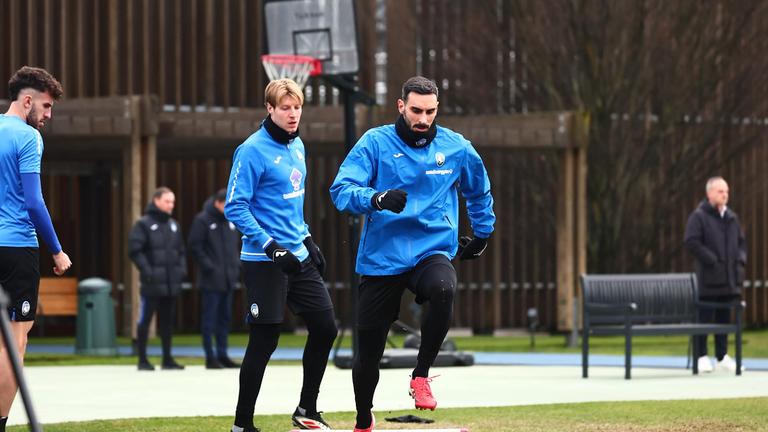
[234,308,337,429]
[353,256,457,427]
[136,295,176,363]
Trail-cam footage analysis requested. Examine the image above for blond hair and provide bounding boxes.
[264,79,304,108]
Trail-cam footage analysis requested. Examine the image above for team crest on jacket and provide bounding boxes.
[150,223,159,231]
[209,223,217,230]
[436,152,445,167]
[250,303,259,318]
[228,221,236,231]
[290,168,303,191]
[21,301,31,316]
[170,222,178,232]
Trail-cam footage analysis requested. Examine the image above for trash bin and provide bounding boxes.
[75,278,118,356]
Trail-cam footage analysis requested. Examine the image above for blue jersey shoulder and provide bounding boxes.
[434,125,473,153]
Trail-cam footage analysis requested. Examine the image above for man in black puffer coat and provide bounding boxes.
[188,189,241,369]
[128,186,187,371]
[684,176,747,374]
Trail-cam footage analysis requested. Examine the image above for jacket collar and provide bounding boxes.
[262,115,299,145]
[145,201,171,223]
[395,114,437,148]
[699,199,732,220]
[204,197,225,221]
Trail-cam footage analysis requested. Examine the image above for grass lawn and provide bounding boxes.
[7,398,768,431]
[24,328,768,367]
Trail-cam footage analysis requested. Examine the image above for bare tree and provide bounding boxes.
[511,0,768,272]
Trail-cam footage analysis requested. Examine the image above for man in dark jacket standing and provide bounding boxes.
[188,189,241,369]
[129,186,187,371]
[684,176,747,374]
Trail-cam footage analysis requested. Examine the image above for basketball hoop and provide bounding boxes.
[261,54,322,88]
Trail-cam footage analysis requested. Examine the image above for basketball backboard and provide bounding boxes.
[264,0,359,76]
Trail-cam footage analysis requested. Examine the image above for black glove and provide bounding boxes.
[457,236,488,260]
[265,241,301,274]
[371,189,408,213]
[303,236,326,277]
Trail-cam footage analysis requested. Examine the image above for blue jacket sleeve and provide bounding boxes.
[224,145,274,248]
[459,143,495,239]
[329,133,379,215]
[21,172,62,254]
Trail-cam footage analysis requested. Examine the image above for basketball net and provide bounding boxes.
[261,54,322,88]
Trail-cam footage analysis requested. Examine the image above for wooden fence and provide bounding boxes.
[3,0,766,331]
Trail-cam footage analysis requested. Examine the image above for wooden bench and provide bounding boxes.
[37,277,78,316]
[581,273,745,379]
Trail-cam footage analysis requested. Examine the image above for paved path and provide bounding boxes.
[25,344,768,370]
[9,364,768,426]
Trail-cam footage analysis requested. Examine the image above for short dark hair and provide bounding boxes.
[8,66,64,101]
[401,76,439,101]
[153,186,173,199]
[214,188,227,202]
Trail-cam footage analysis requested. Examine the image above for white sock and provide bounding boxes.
[231,426,244,432]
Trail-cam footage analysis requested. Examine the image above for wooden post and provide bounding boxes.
[122,127,141,337]
[108,0,119,96]
[385,0,418,113]
[491,151,503,330]
[556,112,589,333]
[110,164,122,328]
[575,114,589,330]
[122,96,158,338]
[556,148,576,331]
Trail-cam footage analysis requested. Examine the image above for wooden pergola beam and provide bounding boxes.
[4,94,587,334]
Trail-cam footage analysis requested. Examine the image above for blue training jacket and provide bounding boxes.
[224,126,310,262]
[330,124,495,276]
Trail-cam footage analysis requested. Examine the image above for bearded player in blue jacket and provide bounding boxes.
[330,76,495,432]
[0,66,72,431]
[225,79,337,432]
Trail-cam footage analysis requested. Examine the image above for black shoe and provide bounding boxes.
[161,359,185,370]
[292,406,331,430]
[218,356,240,368]
[206,358,223,369]
[137,360,155,371]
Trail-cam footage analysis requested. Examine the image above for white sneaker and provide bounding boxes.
[715,354,745,373]
[697,355,714,373]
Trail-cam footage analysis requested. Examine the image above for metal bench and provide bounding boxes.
[581,273,744,379]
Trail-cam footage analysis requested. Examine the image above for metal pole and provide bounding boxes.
[0,287,43,432]
[342,76,361,357]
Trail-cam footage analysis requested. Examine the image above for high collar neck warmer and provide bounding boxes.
[395,114,437,148]
[263,115,299,144]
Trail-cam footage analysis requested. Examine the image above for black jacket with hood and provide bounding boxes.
[128,201,187,297]
[187,197,240,292]
[684,200,747,297]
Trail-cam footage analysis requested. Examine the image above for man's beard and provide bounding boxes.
[26,106,42,130]
[405,117,430,132]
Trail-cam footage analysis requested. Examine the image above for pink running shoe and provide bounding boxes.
[409,376,438,410]
[353,412,375,432]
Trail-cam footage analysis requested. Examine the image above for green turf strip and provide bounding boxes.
[8,398,767,431]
